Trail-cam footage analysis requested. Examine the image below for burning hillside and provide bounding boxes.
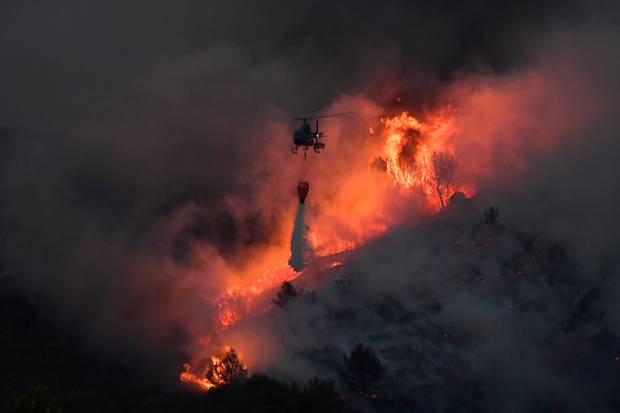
[175,43,614,398]
[2,2,620,412]
[177,73,590,390]
[178,107,470,381]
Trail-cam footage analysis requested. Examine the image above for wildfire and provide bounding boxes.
[379,111,467,209]
[248,265,297,296]
[175,60,584,392]
[182,106,472,391]
[180,347,248,391]
[214,292,248,329]
[180,363,216,390]
[306,230,357,257]
[214,265,297,329]
[307,221,388,257]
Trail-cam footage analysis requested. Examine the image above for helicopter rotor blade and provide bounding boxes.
[313,112,352,119]
[294,112,352,121]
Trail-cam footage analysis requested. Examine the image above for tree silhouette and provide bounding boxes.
[200,375,348,412]
[299,378,344,412]
[483,206,499,226]
[340,343,384,397]
[431,151,457,209]
[10,386,62,413]
[273,281,300,307]
[205,348,247,386]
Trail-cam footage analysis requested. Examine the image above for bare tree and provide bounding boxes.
[431,151,457,209]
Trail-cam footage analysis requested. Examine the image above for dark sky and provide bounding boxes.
[0,0,594,129]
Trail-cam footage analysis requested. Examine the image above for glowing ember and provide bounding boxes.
[328,259,345,269]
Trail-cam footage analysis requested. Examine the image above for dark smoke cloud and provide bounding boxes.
[0,0,617,401]
[0,0,590,128]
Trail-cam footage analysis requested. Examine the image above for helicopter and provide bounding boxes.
[291,112,350,158]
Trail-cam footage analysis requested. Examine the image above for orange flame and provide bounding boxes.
[180,363,216,390]
[208,110,464,330]
[213,265,297,329]
[181,105,471,390]
[380,111,464,204]
[180,347,248,391]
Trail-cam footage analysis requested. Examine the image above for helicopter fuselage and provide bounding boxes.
[291,120,325,155]
[293,129,319,148]
[290,113,349,156]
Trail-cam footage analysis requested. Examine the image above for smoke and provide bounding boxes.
[288,203,311,272]
[0,0,618,406]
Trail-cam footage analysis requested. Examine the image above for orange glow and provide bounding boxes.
[212,264,297,329]
[214,292,247,329]
[178,60,596,390]
[379,110,469,209]
[180,363,215,390]
[328,259,345,269]
[180,104,471,390]
[202,110,465,333]
[180,347,248,391]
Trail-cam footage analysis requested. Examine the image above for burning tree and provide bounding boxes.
[340,343,384,397]
[204,348,248,386]
[431,151,457,209]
